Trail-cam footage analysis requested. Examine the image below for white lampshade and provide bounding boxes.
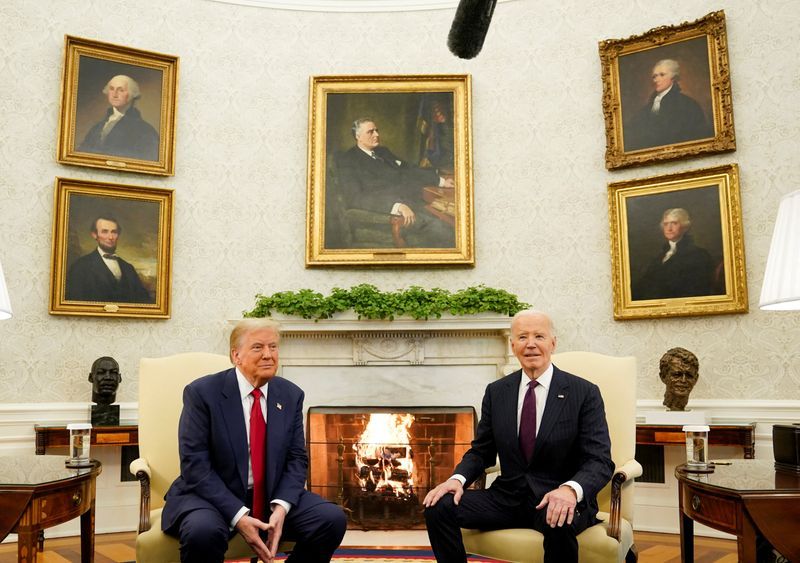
[760,189,800,310]
[0,259,11,320]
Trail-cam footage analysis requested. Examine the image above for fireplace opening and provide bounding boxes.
[307,406,477,530]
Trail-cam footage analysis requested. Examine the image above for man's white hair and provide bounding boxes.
[102,75,141,100]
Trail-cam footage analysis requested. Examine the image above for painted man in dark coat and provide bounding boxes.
[65,216,153,303]
[78,74,159,161]
[334,117,456,248]
[632,208,718,301]
[624,59,714,152]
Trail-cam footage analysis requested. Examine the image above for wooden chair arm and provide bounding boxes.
[130,457,152,533]
[607,459,642,541]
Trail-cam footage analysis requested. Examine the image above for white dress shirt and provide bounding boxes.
[650,84,673,114]
[97,247,122,281]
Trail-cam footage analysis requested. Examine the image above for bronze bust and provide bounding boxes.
[89,356,122,426]
[659,347,699,411]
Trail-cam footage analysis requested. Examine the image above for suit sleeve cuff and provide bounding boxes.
[231,506,249,529]
[450,474,466,486]
[562,480,584,503]
[271,499,291,515]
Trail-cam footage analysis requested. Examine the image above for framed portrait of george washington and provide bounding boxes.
[608,164,748,320]
[306,74,474,267]
[599,11,735,170]
[57,35,179,176]
[49,178,174,318]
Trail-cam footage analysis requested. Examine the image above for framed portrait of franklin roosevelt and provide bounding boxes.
[608,164,748,320]
[599,11,735,170]
[306,74,474,267]
[49,177,174,319]
[57,35,179,176]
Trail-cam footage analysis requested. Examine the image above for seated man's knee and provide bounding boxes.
[178,509,228,561]
[424,494,457,523]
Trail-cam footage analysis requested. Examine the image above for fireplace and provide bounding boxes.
[307,406,477,530]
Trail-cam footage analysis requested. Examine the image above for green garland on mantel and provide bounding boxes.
[243,284,531,321]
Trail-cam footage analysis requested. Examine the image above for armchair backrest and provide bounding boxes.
[551,351,637,523]
[138,353,232,510]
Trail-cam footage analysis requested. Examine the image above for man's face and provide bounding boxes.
[355,121,380,151]
[661,214,687,242]
[651,64,675,93]
[665,360,698,397]
[510,314,557,379]
[92,219,119,253]
[106,77,131,110]
[232,328,280,388]
[90,359,120,397]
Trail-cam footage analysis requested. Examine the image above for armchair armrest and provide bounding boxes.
[607,458,641,541]
[130,457,152,533]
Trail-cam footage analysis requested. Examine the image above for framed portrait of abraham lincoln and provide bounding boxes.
[49,177,174,319]
[608,164,747,321]
[599,11,735,170]
[56,35,178,176]
[306,74,474,267]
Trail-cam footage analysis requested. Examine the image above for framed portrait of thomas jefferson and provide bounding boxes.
[608,164,747,320]
[49,178,173,318]
[57,35,179,176]
[306,74,474,267]
[599,11,735,170]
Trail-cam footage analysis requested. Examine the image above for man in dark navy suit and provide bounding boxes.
[65,216,152,303]
[423,311,614,562]
[161,319,346,562]
[335,117,456,248]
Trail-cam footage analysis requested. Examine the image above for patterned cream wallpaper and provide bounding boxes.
[0,0,798,405]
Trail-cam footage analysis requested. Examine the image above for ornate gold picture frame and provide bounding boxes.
[57,35,179,176]
[599,11,735,170]
[306,74,474,267]
[50,177,174,318]
[609,164,747,320]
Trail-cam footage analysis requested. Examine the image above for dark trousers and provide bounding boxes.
[173,490,346,563]
[424,488,594,563]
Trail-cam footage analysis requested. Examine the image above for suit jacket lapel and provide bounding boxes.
[534,367,569,453]
[501,370,528,466]
[265,380,286,496]
[220,369,249,492]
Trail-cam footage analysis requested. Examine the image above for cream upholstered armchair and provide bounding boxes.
[461,351,642,563]
[130,353,293,562]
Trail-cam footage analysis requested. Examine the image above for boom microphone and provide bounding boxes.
[447,0,498,59]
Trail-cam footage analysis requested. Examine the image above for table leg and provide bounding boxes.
[737,514,759,563]
[80,499,96,563]
[16,529,38,563]
[679,510,694,563]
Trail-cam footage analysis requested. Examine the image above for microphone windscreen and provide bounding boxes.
[447,0,498,59]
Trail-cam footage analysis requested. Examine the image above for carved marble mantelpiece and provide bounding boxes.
[240,315,519,412]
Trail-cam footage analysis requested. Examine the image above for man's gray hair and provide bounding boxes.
[654,59,680,81]
[662,208,691,229]
[511,310,556,335]
[351,117,375,139]
[102,75,141,100]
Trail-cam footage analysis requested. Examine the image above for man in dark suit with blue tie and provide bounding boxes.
[161,319,346,562]
[423,311,614,562]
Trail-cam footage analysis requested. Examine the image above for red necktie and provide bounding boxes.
[250,388,266,520]
[519,380,539,463]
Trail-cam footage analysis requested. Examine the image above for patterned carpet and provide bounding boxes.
[272,549,500,562]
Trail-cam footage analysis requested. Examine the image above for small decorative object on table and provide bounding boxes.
[66,423,93,467]
[683,425,711,471]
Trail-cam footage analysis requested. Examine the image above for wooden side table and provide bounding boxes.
[0,455,102,563]
[637,423,756,458]
[35,424,138,455]
[676,459,800,562]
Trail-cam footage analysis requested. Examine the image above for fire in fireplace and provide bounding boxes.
[307,406,476,530]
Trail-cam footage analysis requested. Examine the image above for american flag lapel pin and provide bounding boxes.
[557,394,565,399]
[277,402,283,410]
